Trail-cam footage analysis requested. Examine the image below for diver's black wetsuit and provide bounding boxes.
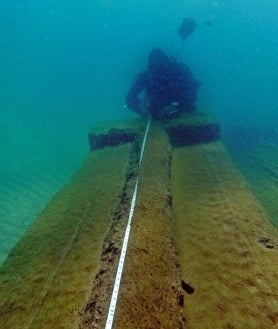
[126,48,200,119]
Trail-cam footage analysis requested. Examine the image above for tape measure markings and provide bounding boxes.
[105,118,151,329]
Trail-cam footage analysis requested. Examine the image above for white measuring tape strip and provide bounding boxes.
[105,118,151,329]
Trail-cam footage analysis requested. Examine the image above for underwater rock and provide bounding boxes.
[88,112,220,151]
[88,128,137,150]
[165,123,220,147]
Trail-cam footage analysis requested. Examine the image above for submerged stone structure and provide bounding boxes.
[88,111,220,150]
[0,111,277,329]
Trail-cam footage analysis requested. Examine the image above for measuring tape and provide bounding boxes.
[105,118,151,329]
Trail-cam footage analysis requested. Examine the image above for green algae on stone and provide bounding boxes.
[0,145,131,329]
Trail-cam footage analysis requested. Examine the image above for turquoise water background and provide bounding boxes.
[0,1,277,265]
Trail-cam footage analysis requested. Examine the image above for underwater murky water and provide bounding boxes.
[0,0,277,285]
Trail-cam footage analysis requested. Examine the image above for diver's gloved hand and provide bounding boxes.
[160,104,180,119]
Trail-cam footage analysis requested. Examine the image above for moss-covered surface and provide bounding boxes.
[89,112,220,150]
[111,123,186,329]
[88,118,148,150]
[162,110,218,127]
[0,145,131,329]
[89,118,148,136]
[1,113,278,328]
[171,141,278,328]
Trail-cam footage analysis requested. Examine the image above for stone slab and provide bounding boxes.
[88,112,220,150]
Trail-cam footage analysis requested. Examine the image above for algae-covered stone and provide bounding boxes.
[88,118,147,150]
[163,111,220,147]
[0,145,132,329]
[88,112,220,150]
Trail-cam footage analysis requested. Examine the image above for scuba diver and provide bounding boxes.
[125,48,200,120]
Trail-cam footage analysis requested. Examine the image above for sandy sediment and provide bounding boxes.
[172,141,278,328]
[227,138,278,228]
